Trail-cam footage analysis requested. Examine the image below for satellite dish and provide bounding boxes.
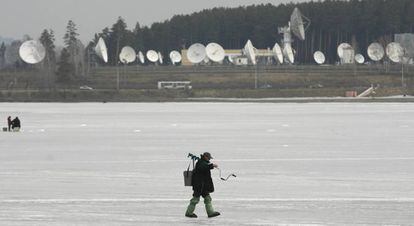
[337,43,352,59]
[272,43,284,64]
[244,40,257,65]
[228,55,234,64]
[138,51,145,64]
[119,46,136,64]
[206,43,225,62]
[367,43,385,61]
[158,52,164,64]
[290,8,307,41]
[94,37,108,63]
[169,51,182,65]
[146,50,159,63]
[187,43,206,64]
[386,42,404,63]
[355,54,365,64]
[19,40,46,64]
[283,44,294,64]
[313,51,326,65]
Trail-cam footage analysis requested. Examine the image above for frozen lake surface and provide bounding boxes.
[1,102,414,225]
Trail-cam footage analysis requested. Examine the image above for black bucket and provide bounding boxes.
[183,170,193,186]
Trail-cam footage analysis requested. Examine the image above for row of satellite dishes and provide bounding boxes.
[312,42,408,65]
[15,5,407,67]
[95,37,181,65]
[16,38,409,67]
[94,37,290,66]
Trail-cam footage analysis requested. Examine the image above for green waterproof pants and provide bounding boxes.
[185,196,200,216]
[185,195,216,216]
[204,195,215,216]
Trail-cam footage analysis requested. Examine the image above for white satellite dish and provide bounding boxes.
[138,51,145,64]
[19,40,46,64]
[290,7,307,41]
[313,51,326,65]
[337,43,352,59]
[146,50,159,63]
[119,46,136,64]
[206,43,225,62]
[244,40,257,65]
[367,43,385,61]
[158,52,164,64]
[283,44,294,64]
[187,43,206,64]
[386,42,404,63]
[94,37,108,63]
[228,55,234,64]
[169,51,182,65]
[272,43,284,64]
[355,54,365,64]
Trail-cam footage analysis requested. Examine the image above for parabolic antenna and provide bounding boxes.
[158,51,164,64]
[290,7,307,41]
[367,43,385,61]
[138,51,145,64]
[283,44,294,64]
[187,43,206,64]
[228,55,234,64]
[313,51,326,65]
[272,43,284,64]
[355,54,365,64]
[244,40,257,65]
[169,51,182,65]
[119,46,136,64]
[94,37,108,63]
[206,43,225,62]
[19,40,46,64]
[337,43,352,59]
[386,42,404,63]
[146,50,159,63]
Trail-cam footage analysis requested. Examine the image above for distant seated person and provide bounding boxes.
[11,117,21,132]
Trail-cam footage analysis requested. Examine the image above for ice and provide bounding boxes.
[1,102,414,225]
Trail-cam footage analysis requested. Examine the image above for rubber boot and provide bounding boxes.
[204,195,220,218]
[185,196,200,218]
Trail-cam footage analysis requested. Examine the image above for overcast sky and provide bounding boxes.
[1,0,308,45]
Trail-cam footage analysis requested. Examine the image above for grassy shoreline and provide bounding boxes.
[1,88,413,103]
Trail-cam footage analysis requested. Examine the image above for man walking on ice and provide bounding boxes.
[185,152,221,218]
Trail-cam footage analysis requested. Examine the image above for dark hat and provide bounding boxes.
[203,152,213,159]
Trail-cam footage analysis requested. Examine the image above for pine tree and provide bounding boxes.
[63,20,84,76]
[63,20,79,50]
[40,29,56,67]
[39,29,57,88]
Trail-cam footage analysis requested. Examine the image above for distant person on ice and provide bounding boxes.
[7,116,12,132]
[185,152,221,218]
[11,117,21,131]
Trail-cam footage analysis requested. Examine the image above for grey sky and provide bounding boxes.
[1,0,307,45]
